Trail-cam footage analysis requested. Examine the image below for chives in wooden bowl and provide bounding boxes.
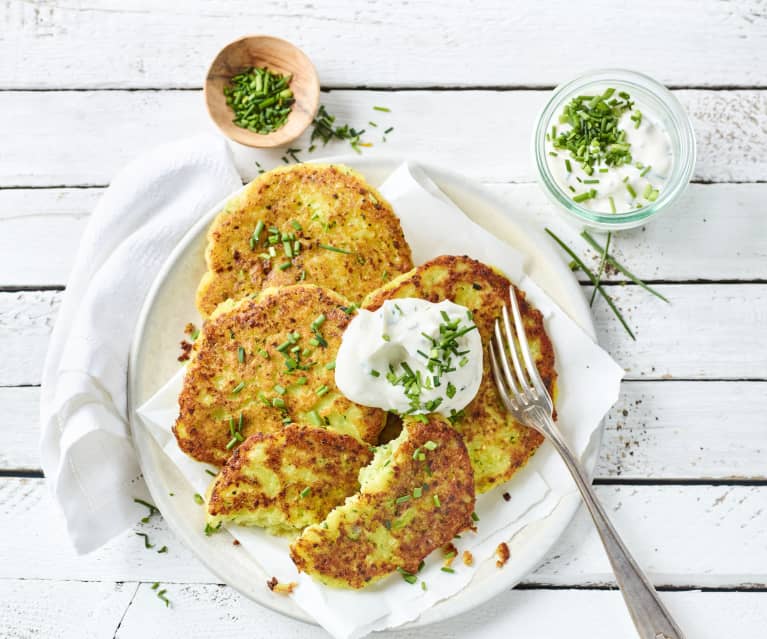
[205,35,320,148]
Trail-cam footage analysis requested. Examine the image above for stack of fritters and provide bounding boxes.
[173,164,557,589]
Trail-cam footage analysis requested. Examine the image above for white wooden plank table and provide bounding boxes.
[2,2,766,637]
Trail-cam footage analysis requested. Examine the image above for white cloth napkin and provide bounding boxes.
[137,162,625,639]
[39,135,243,554]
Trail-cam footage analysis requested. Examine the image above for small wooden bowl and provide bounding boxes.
[204,35,320,148]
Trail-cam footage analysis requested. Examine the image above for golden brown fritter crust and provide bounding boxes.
[174,285,387,466]
[206,424,373,533]
[196,164,413,317]
[362,255,557,493]
[289,415,475,589]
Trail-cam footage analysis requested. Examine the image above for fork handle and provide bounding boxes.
[526,406,686,639]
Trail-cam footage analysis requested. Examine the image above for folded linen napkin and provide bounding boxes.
[40,135,243,553]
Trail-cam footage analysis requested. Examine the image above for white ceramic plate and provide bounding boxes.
[128,155,599,629]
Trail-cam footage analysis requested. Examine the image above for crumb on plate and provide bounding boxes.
[178,340,193,362]
[495,542,510,568]
[267,577,297,595]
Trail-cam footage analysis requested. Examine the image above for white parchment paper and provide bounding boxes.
[138,162,624,639]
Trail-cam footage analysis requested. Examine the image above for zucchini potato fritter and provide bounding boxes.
[362,255,557,493]
[289,415,475,589]
[173,284,387,466]
[196,163,413,317]
[206,424,373,534]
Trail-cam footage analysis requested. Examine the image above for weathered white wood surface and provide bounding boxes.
[116,587,767,639]
[3,382,765,480]
[2,478,765,588]
[2,0,766,89]
[0,579,136,639]
[2,1,765,636]
[3,285,765,386]
[2,183,766,288]
[2,580,763,639]
[0,89,765,187]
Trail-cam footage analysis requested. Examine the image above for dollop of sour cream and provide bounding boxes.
[335,299,483,417]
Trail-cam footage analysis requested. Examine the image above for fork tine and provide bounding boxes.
[501,303,534,397]
[488,339,518,411]
[492,320,522,398]
[508,286,551,404]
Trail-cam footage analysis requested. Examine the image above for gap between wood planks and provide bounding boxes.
[0,84,765,92]
[5,469,766,485]
[2,280,765,294]
[4,577,764,593]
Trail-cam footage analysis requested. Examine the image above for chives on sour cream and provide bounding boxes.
[334,299,482,417]
[545,88,672,213]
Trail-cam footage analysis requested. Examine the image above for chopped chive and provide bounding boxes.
[279,261,292,270]
[157,545,168,554]
[295,376,307,385]
[373,106,391,112]
[318,244,352,254]
[193,493,204,505]
[433,494,441,507]
[626,183,637,198]
[259,349,269,358]
[545,228,636,340]
[370,369,380,377]
[315,385,329,397]
[573,189,597,203]
[237,346,245,363]
[565,159,572,172]
[397,567,417,584]
[311,314,326,329]
[325,361,336,370]
[384,126,394,134]
[253,220,265,242]
[395,495,411,504]
[299,486,311,498]
[135,532,154,549]
[424,440,438,451]
[413,487,422,498]
[205,469,217,477]
[608,196,616,214]
[580,231,670,303]
[156,587,170,607]
[471,511,480,522]
[590,231,612,306]
[421,580,427,591]
[273,384,286,395]
[308,410,322,426]
[640,165,652,177]
[643,183,654,199]
[440,567,455,574]
[231,381,245,394]
[133,498,159,523]
[272,397,286,408]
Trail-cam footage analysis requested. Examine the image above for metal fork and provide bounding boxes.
[488,289,685,639]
